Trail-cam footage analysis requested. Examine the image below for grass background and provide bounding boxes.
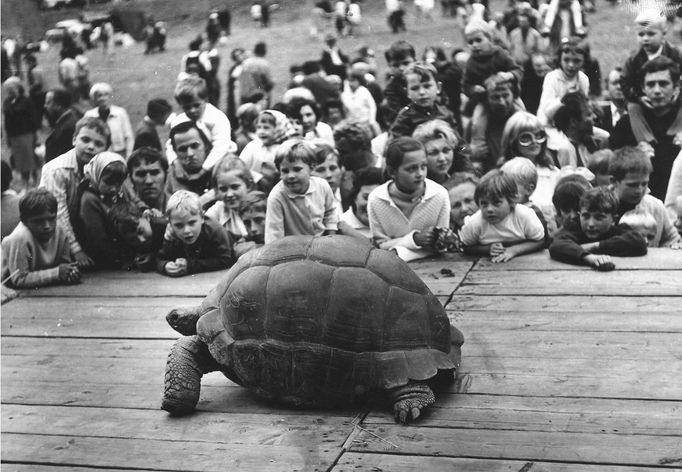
[2,0,678,160]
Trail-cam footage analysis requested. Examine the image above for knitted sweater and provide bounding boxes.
[367,179,450,261]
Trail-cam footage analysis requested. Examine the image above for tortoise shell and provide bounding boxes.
[197,235,462,405]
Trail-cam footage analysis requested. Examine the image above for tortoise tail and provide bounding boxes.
[161,336,218,415]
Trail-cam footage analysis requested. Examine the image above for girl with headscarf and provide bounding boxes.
[76,151,135,269]
[238,109,293,193]
[3,77,40,190]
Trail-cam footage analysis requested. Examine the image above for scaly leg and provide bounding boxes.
[389,383,436,424]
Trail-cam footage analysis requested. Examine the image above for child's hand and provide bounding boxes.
[134,253,154,271]
[584,254,615,271]
[73,251,94,269]
[489,242,505,257]
[142,208,163,219]
[58,263,81,283]
[670,240,682,250]
[413,227,436,248]
[165,260,187,277]
[491,249,515,263]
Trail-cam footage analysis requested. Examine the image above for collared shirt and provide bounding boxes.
[265,176,339,244]
[205,201,248,239]
[611,102,625,128]
[39,149,83,254]
[84,105,134,157]
[537,69,590,126]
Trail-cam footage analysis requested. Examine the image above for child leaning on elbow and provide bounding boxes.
[549,187,648,271]
[1,188,80,288]
[155,190,235,277]
[460,170,545,262]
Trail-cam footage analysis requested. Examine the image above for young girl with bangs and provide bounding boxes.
[367,137,450,262]
[460,170,545,262]
[500,111,561,227]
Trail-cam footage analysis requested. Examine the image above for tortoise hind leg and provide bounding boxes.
[389,383,435,424]
[161,336,220,415]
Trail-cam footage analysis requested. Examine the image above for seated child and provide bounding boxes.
[551,172,592,233]
[550,187,648,270]
[500,157,551,243]
[109,200,166,271]
[234,103,259,153]
[239,109,290,193]
[587,149,613,187]
[460,170,545,262]
[156,190,235,277]
[412,119,473,185]
[367,137,451,261]
[167,76,234,172]
[39,116,110,269]
[239,190,267,248]
[2,188,80,288]
[165,121,213,202]
[339,166,383,242]
[389,62,458,139]
[619,209,658,247]
[205,157,252,244]
[444,172,479,232]
[610,146,682,248]
[311,143,344,215]
[76,151,131,269]
[264,139,339,244]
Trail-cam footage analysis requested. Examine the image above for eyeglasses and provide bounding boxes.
[517,130,547,146]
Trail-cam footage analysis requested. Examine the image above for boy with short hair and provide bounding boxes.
[155,190,235,277]
[610,146,682,248]
[109,200,166,271]
[389,62,458,139]
[619,209,659,246]
[238,190,267,252]
[134,98,173,151]
[39,116,111,269]
[380,40,416,127]
[587,149,613,187]
[2,188,80,287]
[265,139,338,244]
[551,173,592,231]
[167,76,235,172]
[550,187,648,270]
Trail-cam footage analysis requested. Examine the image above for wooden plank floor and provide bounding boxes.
[2,248,681,471]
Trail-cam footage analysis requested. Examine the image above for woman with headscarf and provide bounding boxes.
[3,77,40,190]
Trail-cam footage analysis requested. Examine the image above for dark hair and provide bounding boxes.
[289,98,321,122]
[19,188,57,221]
[127,147,169,174]
[556,36,587,64]
[230,47,245,61]
[146,98,172,121]
[301,60,322,75]
[609,146,653,181]
[474,170,518,204]
[385,40,416,63]
[313,143,339,166]
[552,174,592,213]
[554,92,590,132]
[1,160,12,192]
[403,61,438,84]
[323,98,344,115]
[274,139,316,170]
[245,91,266,104]
[254,41,267,56]
[348,70,367,86]
[384,137,425,170]
[109,200,142,237]
[423,46,447,63]
[48,88,73,109]
[74,116,112,148]
[239,190,267,215]
[579,187,619,214]
[640,55,681,87]
[349,167,384,212]
[333,121,374,171]
[169,121,212,153]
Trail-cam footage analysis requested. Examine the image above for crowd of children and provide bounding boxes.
[2,0,682,289]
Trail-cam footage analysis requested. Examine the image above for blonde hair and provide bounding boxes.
[89,82,113,102]
[166,190,202,218]
[620,209,657,231]
[500,157,538,189]
[635,9,667,30]
[412,119,459,147]
[500,112,553,168]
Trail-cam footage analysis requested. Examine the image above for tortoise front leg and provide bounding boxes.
[389,383,435,424]
[161,336,219,415]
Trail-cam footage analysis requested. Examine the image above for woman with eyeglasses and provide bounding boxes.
[500,111,561,234]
